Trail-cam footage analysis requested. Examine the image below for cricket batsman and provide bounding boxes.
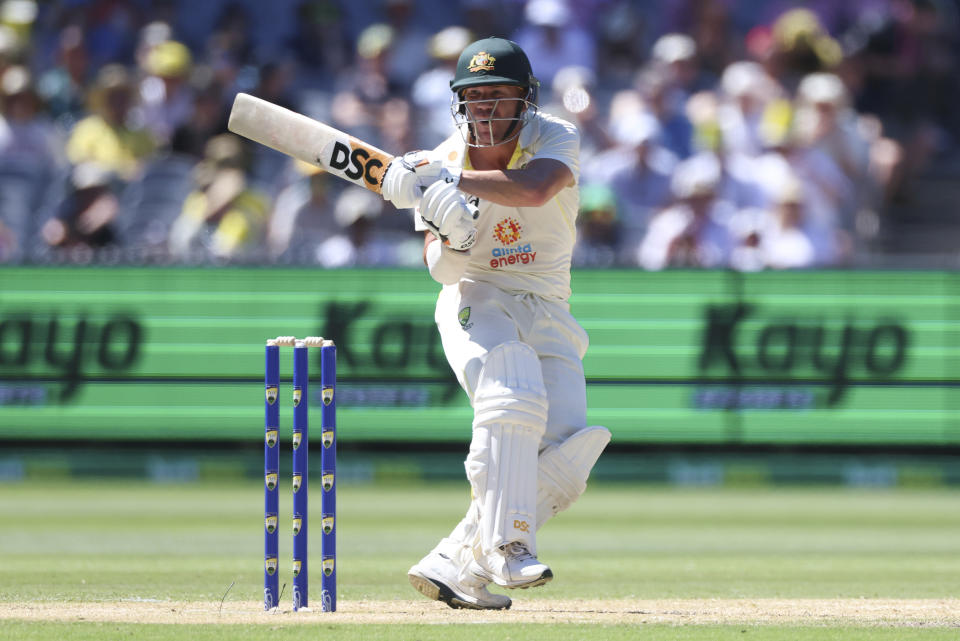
[380,36,611,610]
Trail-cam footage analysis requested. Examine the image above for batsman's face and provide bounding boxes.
[461,85,527,143]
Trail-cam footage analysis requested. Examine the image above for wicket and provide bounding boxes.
[264,336,337,612]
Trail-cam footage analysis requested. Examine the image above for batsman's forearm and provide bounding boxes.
[459,169,550,207]
[459,159,572,208]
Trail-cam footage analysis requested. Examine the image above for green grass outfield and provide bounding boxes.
[1,480,959,640]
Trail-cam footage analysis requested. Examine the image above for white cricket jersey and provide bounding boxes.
[417,111,581,302]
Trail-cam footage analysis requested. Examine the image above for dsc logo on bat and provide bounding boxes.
[325,140,385,187]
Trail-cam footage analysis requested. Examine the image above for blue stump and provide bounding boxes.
[292,342,309,611]
[263,343,280,610]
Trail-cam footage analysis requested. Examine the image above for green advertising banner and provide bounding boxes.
[0,268,958,445]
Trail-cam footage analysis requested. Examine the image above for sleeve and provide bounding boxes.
[528,116,581,186]
[425,236,471,285]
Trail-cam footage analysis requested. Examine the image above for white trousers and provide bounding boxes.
[435,280,589,449]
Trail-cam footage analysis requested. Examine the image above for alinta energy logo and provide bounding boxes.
[490,217,536,269]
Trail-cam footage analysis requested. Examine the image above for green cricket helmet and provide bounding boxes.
[450,37,538,93]
[448,37,540,147]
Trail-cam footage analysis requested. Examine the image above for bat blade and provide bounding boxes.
[227,93,393,194]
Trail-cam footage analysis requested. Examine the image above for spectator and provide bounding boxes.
[205,1,256,91]
[840,1,959,176]
[314,185,418,267]
[266,163,338,262]
[0,0,37,51]
[685,0,739,79]
[65,64,155,181]
[381,0,433,91]
[81,0,141,68]
[650,32,712,100]
[169,72,228,159]
[35,25,91,133]
[252,61,297,112]
[583,111,676,263]
[762,8,843,92]
[752,99,852,265]
[793,72,870,185]
[0,64,63,166]
[633,64,694,159]
[0,24,19,74]
[329,23,397,149]
[133,20,172,72]
[682,90,768,212]
[727,207,768,272]
[411,26,473,148]
[242,61,301,193]
[136,39,195,146]
[544,65,613,157]
[377,94,416,156]
[638,153,736,270]
[795,71,900,252]
[40,161,119,255]
[167,133,268,261]
[514,0,596,89]
[760,177,817,270]
[717,60,783,158]
[591,0,646,86]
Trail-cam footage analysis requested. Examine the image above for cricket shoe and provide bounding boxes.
[468,541,553,589]
[408,550,512,610]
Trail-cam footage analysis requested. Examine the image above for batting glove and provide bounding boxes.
[381,151,461,210]
[419,181,478,252]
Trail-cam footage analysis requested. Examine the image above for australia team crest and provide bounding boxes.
[468,51,496,72]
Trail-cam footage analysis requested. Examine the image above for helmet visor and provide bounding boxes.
[450,94,538,148]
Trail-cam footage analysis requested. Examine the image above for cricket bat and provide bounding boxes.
[227,92,394,194]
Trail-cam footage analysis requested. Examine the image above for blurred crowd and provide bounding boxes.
[0,0,958,268]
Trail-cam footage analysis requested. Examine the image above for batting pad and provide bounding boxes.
[466,342,548,554]
[536,425,611,528]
